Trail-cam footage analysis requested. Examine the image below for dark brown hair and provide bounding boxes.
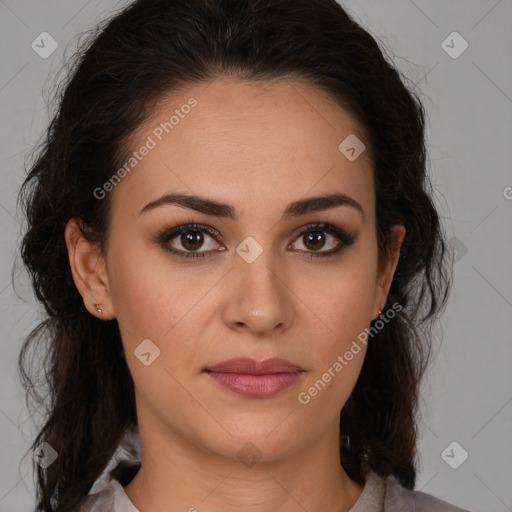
[17,0,452,510]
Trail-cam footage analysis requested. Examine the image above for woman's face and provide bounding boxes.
[69,76,404,463]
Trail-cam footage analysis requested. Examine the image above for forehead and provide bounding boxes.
[112,76,374,221]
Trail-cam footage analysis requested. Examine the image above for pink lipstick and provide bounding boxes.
[204,357,305,398]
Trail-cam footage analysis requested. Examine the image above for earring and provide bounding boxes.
[94,303,103,315]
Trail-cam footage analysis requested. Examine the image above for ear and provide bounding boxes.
[371,224,406,319]
[64,217,115,319]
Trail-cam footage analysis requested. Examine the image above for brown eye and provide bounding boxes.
[290,223,356,258]
[301,230,328,251]
[158,223,224,260]
[180,230,207,251]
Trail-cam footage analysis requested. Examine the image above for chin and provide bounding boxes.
[194,420,306,464]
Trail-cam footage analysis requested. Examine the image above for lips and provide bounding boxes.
[204,357,305,398]
[206,357,303,374]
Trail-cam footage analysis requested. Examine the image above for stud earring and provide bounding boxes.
[94,303,103,315]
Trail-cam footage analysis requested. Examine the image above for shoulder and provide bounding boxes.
[77,478,140,512]
[382,473,473,512]
[72,479,117,512]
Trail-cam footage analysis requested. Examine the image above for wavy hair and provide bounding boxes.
[16,0,452,510]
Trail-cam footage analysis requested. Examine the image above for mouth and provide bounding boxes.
[203,357,305,398]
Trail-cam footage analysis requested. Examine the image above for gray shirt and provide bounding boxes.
[77,470,472,512]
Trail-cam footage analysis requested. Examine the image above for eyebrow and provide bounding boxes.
[138,192,364,220]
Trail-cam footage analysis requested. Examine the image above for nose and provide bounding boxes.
[220,246,296,337]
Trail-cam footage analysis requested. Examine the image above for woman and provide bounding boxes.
[18,0,470,511]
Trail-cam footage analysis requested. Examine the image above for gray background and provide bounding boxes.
[0,1,511,511]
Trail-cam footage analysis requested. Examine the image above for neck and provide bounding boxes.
[123,415,364,512]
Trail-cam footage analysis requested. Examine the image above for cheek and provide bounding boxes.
[107,238,217,374]
[296,283,372,415]
[106,236,181,345]
[108,248,202,409]
[301,251,377,337]
[295,249,377,402]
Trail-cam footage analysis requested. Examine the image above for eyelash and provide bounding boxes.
[157,222,356,260]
